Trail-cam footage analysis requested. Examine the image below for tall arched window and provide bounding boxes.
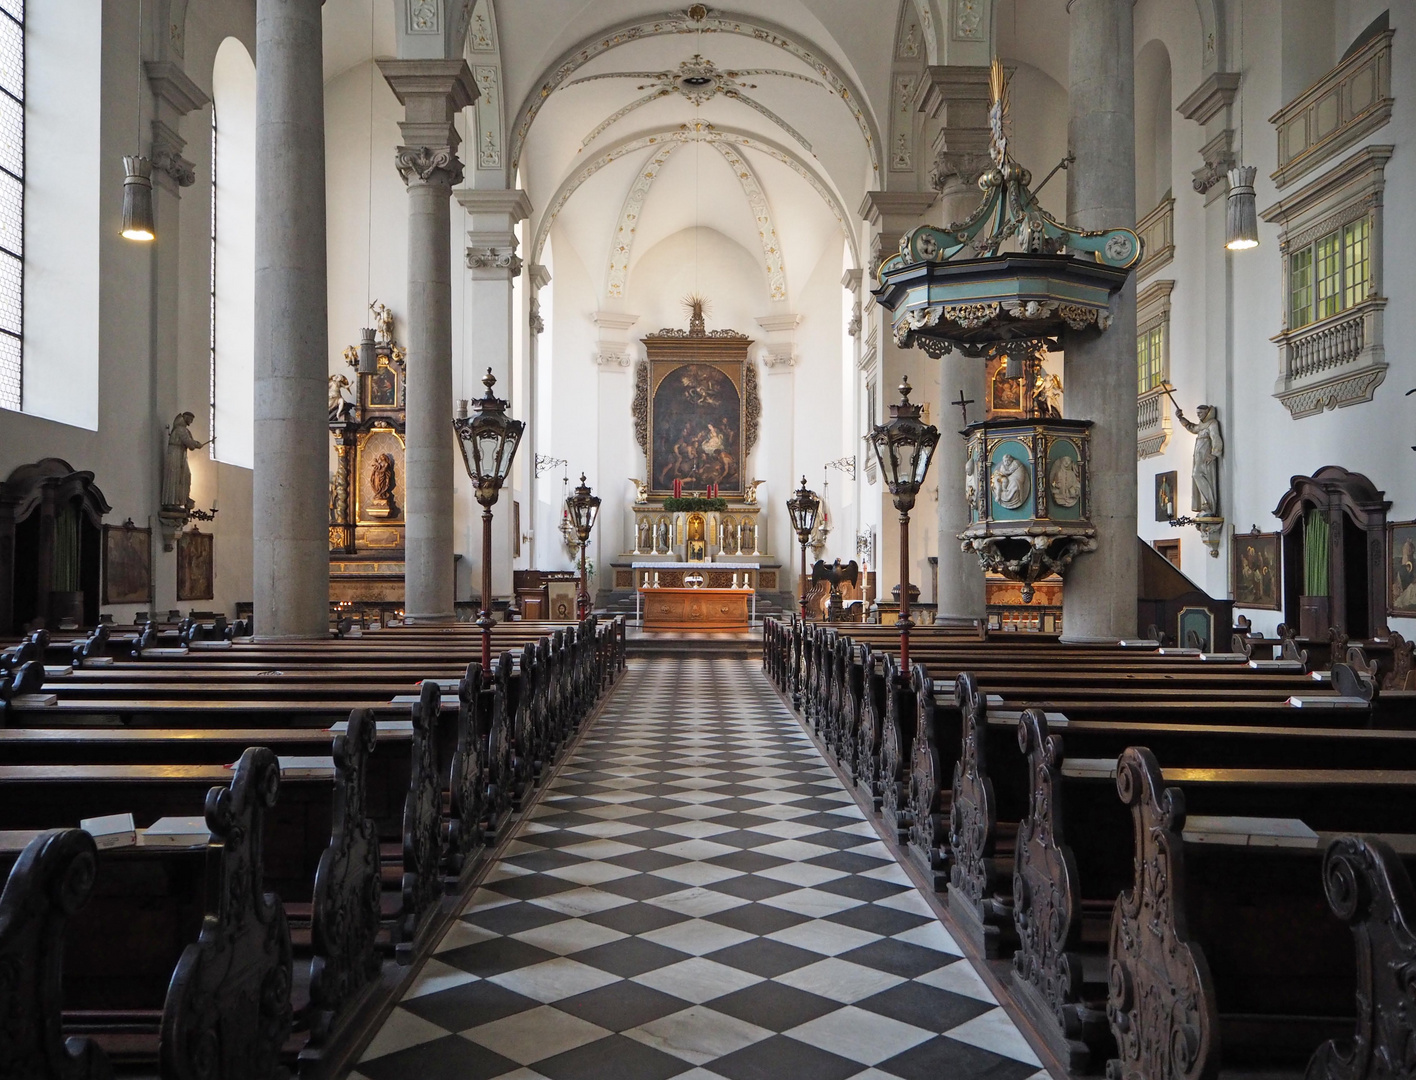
[0,0,24,411]
[210,37,255,468]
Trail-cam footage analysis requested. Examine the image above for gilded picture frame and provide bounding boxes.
[1387,520,1416,616]
[1231,530,1281,610]
[176,529,214,602]
[102,522,152,604]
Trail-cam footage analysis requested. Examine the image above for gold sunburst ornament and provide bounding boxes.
[988,56,1010,168]
[682,293,710,335]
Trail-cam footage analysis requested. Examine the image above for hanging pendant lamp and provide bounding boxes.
[122,0,155,241]
[1225,165,1259,250]
[121,156,155,241]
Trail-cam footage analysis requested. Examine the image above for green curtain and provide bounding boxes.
[1303,508,1330,597]
[53,502,80,592]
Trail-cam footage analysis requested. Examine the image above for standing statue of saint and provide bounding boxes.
[161,412,208,511]
[1176,404,1223,516]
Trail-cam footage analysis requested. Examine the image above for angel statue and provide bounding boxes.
[328,373,353,418]
[743,479,765,505]
[628,478,650,504]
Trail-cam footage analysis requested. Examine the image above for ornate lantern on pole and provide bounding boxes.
[867,377,940,669]
[786,476,821,622]
[453,368,524,669]
[566,473,601,619]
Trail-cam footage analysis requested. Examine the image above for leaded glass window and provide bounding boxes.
[0,0,22,411]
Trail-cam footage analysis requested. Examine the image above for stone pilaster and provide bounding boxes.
[1063,0,1139,640]
[253,0,330,638]
[143,59,209,616]
[859,191,937,606]
[379,60,477,623]
[454,186,533,607]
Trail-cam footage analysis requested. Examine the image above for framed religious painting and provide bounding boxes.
[1232,530,1281,610]
[177,529,214,602]
[1388,520,1416,616]
[636,309,759,498]
[102,520,152,604]
[1154,470,1177,522]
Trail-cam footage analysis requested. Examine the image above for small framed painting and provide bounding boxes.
[177,529,214,602]
[1388,520,1416,616]
[1154,471,1177,522]
[1232,530,1281,610]
[102,521,152,604]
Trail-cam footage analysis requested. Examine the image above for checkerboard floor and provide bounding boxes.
[355,658,1048,1080]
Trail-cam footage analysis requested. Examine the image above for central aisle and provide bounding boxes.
[356,658,1046,1080]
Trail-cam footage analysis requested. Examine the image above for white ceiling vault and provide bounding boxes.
[481,1,919,311]
[326,1,954,308]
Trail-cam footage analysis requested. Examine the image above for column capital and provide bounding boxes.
[592,311,639,367]
[841,268,863,292]
[379,58,477,151]
[151,120,196,193]
[453,187,534,222]
[1176,72,1241,126]
[144,60,211,117]
[756,312,801,370]
[395,144,464,187]
[916,65,993,191]
[858,190,936,229]
[529,263,552,291]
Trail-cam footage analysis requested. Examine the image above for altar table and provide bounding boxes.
[639,588,751,631]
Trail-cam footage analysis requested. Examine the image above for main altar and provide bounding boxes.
[609,300,783,605]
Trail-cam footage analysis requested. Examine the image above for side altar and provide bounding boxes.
[327,305,412,607]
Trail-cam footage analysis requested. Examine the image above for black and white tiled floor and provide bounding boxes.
[355,658,1047,1080]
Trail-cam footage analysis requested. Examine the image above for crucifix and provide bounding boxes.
[953,389,976,425]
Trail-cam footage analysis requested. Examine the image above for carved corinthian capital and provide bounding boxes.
[395,145,464,186]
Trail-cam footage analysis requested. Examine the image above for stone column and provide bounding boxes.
[1063,0,1139,640]
[379,61,477,623]
[919,65,991,621]
[253,0,330,639]
[454,187,533,608]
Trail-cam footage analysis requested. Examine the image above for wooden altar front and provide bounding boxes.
[640,587,751,632]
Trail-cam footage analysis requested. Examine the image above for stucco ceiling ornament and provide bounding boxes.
[567,54,826,155]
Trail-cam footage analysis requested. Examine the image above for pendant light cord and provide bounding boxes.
[135,0,143,151]
[366,0,374,313]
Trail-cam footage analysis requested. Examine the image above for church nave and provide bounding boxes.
[355,657,1044,1080]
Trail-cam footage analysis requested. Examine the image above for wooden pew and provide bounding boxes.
[1103,749,1416,1078]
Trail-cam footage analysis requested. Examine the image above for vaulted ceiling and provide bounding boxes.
[495,3,898,310]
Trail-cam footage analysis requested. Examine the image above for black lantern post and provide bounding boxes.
[866,377,939,669]
[453,368,525,670]
[566,473,601,619]
[787,476,821,623]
